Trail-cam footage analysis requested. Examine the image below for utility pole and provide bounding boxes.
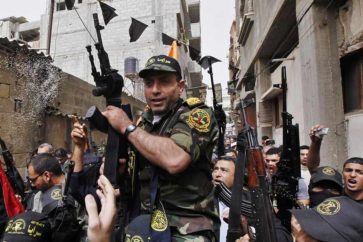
[46,0,55,55]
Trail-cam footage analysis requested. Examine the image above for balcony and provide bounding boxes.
[238,12,254,46]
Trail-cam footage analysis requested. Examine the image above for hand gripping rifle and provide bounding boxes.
[272,66,301,229]
[85,13,133,241]
[0,137,25,200]
[199,56,226,157]
[234,98,277,242]
[85,13,132,185]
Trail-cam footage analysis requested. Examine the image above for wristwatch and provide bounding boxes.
[124,124,137,138]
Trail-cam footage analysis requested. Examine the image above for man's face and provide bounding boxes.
[143,72,185,115]
[212,160,235,189]
[343,163,363,198]
[300,149,309,166]
[56,157,67,165]
[27,165,51,191]
[265,154,280,176]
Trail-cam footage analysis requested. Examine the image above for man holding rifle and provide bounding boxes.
[72,55,220,241]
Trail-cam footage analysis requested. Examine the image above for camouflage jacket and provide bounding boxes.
[133,97,220,235]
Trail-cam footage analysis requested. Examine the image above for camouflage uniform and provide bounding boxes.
[132,97,220,241]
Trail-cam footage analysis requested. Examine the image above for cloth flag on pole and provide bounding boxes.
[168,41,178,60]
[189,46,201,62]
[65,0,75,10]
[129,18,148,42]
[99,1,118,25]
[162,33,175,45]
[0,165,24,218]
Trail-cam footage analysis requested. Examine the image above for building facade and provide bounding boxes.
[230,0,363,169]
[40,0,202,99]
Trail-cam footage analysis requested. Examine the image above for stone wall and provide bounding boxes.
[0,44,145,175]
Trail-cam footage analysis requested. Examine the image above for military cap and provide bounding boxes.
[310,166,343,189]
[2,211,52,242]
[125,211,171,242]
[139,55,181,79]
[124,214,151,242]
[291,196,363,242]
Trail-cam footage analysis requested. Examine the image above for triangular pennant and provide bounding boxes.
[65,0,75,10]
[189,46,201,62]
[168,41,178,60]
[129,18,148,42]
[199,55,221,70]
[162,33,175,45]
[99,1,118,25]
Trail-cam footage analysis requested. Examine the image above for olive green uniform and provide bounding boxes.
[133,98,220,241]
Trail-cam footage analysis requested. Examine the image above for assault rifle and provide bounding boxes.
[85,13,133,242]
[0,137,25,200]
[272,66,301,229]
[215,182,252,218]
[238,98,277,242]
[85,13,132,185]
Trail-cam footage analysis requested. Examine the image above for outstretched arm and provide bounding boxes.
[307,124,325,173]
[102,106,191,174]
[71,119,88,172]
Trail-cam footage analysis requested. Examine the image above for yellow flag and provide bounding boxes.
[168,40,178,59]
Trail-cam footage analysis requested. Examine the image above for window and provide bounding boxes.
[56,1,66,11]
[341,49,363,113]
[78,0,82,3]
[188,4,200,23]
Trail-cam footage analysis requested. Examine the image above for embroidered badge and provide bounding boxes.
[51,188,62,200]
[187,109,211,133]
[131,235,144,242]
[146,58,155,67]
[151,209,168,232]
[316,199,340,216]
[6,218,26,233]
[186,97,201,107]
[322,167,335,176]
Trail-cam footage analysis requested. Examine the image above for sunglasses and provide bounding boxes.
[27,172,44,183]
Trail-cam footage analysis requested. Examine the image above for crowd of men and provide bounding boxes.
[0,55,362,242]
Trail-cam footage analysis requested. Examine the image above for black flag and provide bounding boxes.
[129,18,148,42]
[99,1,118,25]
[189,46,201,62]
[199,55,221,69]
[65,0,75,10]
[162,33,175,45]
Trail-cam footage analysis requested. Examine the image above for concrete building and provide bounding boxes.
[230,0,363,169]
[1,0,202,99]
[38,0,202,100]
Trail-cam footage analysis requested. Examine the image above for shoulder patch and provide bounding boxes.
[186,108,211,133]
[151,209,168,232]
[51,188,62,200]
[316,198,340,215]
[185,97,203,108]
